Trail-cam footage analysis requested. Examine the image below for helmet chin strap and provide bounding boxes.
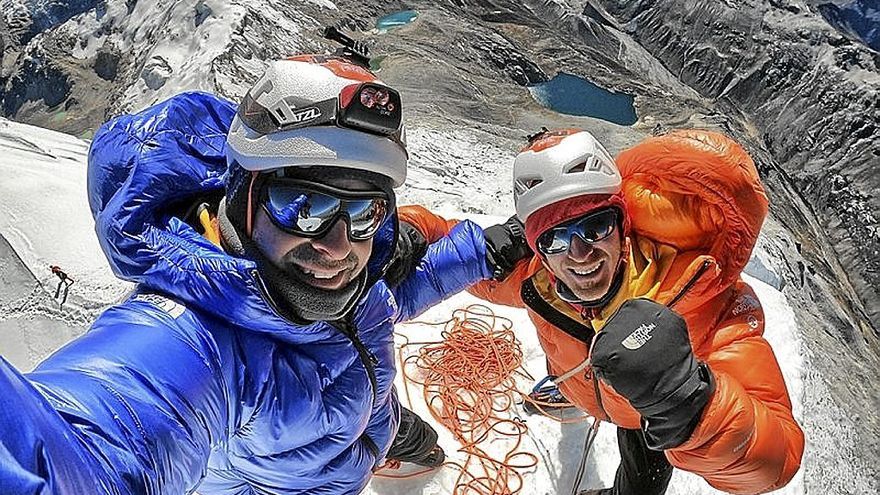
[245,171,259,238]
[553,237,631,311]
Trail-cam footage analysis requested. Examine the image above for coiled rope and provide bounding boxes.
[394,305,539,493]
[389,304,600,494]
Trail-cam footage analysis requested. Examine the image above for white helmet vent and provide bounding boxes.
[514,177,543,195]
[565,161,587,174]
[512,130,622,221]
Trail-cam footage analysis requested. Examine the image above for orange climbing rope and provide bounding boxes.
[383,304,598,494]
[393,305,539,494]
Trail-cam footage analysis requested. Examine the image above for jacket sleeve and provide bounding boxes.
[392,220,492,323]
[397,205,459,243]
[396,205,532,309]
[0,298,230,494]
[465,259,533,308]
[666,284,804,494]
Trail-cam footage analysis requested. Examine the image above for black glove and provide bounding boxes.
[590,298,715,450]
[484,215,533,281]
[384,221,429,288]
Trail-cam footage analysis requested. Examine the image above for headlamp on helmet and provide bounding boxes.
[237,81,403,145]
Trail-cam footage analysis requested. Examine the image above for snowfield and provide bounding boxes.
[0,117,871,493]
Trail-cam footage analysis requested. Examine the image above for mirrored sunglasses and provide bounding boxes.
[536,208,619,255]
[260,179,389,241]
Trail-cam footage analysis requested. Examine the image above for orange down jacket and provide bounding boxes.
[399,130,804,494]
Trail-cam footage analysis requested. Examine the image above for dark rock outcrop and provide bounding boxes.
[15,0,102,45]
[2,57,71,115]
[93,48,120,81]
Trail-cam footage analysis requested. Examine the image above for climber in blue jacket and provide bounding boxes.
[0,55,494,494]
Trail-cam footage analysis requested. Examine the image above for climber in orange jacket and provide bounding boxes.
[398,129,804,494]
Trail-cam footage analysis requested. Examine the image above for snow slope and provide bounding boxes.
[0,118,872,493]
[0,117,132,309]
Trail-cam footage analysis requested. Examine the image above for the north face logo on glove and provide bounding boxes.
[621,322,657,350]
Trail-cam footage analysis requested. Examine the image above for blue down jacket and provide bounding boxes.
[0,92,490,494]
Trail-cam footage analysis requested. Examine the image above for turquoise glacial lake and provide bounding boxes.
[529,73,637,125]
[376,10,418,33]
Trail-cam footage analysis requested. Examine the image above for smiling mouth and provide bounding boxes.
[568,260,604,278]
[292,263,350,288]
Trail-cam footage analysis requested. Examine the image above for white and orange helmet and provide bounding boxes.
[225,55,408,186]
[225,55,407,235]
[512,129,629,252]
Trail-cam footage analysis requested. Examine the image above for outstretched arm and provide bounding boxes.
[391,220,492,322]
[395,205,533,309]
[0,297,230,494]
[667,286,803,494]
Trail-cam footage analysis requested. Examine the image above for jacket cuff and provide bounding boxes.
[641,363,716,450]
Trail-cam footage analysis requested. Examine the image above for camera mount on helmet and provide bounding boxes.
[526,127,551,144]
[323,26,371,69]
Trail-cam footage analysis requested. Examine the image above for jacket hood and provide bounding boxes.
[616,130,768,288]
[86,91,396,339]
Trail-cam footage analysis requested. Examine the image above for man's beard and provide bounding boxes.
[218,199,367,323]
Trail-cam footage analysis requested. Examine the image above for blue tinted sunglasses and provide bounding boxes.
[536,208,619,255]
[260,179,389,241]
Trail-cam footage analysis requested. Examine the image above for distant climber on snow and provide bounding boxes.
[49,264,74,307]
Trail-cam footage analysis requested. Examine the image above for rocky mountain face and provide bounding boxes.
[1,0,879,488]
[814,0,880,51]
[599,0,880,325]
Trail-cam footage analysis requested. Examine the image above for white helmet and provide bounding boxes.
[513,129,620,221]
[225,56,408,187]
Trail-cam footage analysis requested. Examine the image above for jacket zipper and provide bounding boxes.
[249,270,379,404]
[342,323,381,467]
[668,259,713,309]
[333,319,379,405]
